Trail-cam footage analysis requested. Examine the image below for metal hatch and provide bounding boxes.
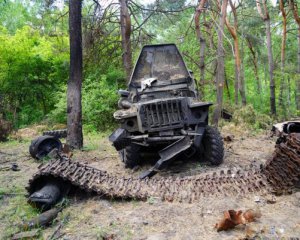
[129,44,192,89]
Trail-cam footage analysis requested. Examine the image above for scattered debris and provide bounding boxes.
[254,196,260,203]
[215,209,261,232]
[47,222,65,240]
[101,233,116,240]
[223,134,234,142]
[21,208,61,230]
[266,196,276,204]
[0,163,20,171]
[221,109,233,121]
[12,229,40,240]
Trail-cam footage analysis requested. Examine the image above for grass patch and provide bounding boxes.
[0,186,41,239]
[94,222,134,240]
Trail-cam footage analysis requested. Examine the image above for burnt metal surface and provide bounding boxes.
[272,121,300,135]
[27,133,300,203]
[129,44,194,95]
[110,44,219,177]
[29,135,62,160]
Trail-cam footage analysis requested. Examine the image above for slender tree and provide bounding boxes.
[289,0,300,110]
[279,0,287,114]
[67,0,83,149]
[213,0,228,125]
[256,0,276,115]
[245,36,262,94]
[195,0,207,98]
[120,0,132,81]
[225,0,246,105]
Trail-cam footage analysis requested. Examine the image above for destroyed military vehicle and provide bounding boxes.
[109,44,224,178]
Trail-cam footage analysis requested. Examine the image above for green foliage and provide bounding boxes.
[82,69,121,131]
[232,105,273,130]
[0,0,299,132]
[0,26,69,128]
[49,67,124,131]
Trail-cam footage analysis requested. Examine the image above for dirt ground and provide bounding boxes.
[0,126,300,240]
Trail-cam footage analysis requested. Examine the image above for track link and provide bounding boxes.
[27,134,300,202]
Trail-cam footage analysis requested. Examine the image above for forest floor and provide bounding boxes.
[0,124,300,240]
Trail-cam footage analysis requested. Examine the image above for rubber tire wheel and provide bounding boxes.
[119,144,141,169]
[202,126,224,165]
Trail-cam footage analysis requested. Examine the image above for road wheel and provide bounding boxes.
[29,135,62,160]
[119,144,141,168]
[202,126,224,165]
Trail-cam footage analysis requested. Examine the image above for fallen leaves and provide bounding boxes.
[215,209,261,232]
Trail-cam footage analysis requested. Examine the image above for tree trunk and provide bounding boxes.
[279,0,287,114]
[265,19,276,115]
[67,0,83,149]
[257,0,276,115]
[213,0,228,125]
[225,0,246,105]
[195,0,207,98]
[120,0,132,82]
[240,38,246,106]
[297,29,300,110]
[246,37,262,94]
[289,0,300,110]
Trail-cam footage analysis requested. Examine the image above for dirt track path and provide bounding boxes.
[0,130,300,239]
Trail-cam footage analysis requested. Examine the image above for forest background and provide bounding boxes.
[0,0,299,133]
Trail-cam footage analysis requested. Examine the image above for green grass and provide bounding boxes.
[0,138,31,148]
[0,186,42,239]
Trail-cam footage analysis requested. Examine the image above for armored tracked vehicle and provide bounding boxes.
[109,44,224,178]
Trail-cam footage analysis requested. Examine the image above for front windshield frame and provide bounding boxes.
[128,44,192,89]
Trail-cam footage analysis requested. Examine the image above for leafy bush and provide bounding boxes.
[232,105,273,130]
[49,68,124,131]
[82,72,119,131]
[232,105,257,126]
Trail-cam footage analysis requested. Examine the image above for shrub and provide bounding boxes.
[48,68,124,131]
[232,105,273,130]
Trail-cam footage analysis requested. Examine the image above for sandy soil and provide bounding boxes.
[0,128,299,240]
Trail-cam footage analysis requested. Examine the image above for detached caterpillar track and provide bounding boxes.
[27,133,300,202]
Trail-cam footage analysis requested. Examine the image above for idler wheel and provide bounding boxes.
[29,135,62,160]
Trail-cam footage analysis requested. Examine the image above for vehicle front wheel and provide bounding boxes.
[119,144,141,168]
[202,126,224,165]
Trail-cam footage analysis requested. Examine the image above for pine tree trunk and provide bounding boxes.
[213,0,228,125]
[257,0,276,115]
[297,29,300,110]
[225,0,246,105]
[246,38,262,94]
[279,0,287,115]
[234,60,239,105]
[265,19,276,115]
[120,0,132,82]
[195,0,207,98]
[289,0,300,110]
[240,38,246,106]
[67,0,83,149]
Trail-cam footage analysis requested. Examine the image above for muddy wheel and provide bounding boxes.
[29,135,62,160]
[119,144,141,168]
[202,126,224,165]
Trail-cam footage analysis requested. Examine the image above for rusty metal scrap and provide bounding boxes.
[27,133,300,202]
[215,208,261,232]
